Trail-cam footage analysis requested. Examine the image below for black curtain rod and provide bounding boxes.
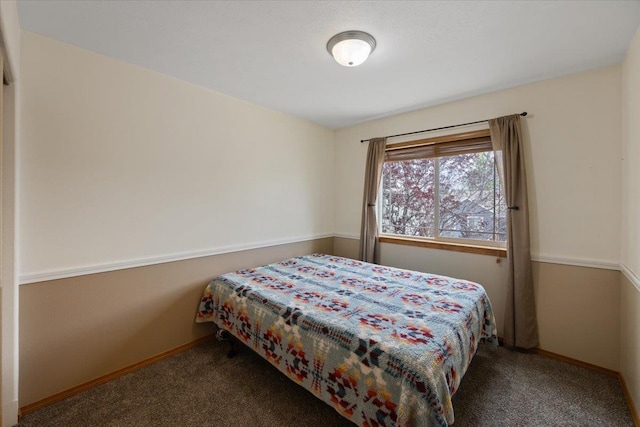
[360,112,528,143]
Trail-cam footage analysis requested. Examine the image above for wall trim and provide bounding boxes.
[334,232,360,240]
[19,232,627,285]
[621,263,640,293]
[19,334,214,416]
[335,233,621,271]
[19,233,334,285]
[531,255,620,271]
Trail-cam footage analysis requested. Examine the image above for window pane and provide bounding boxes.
[381,159,435,237]
[438,152,506,242]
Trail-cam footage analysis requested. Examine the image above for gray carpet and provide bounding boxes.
[18,339,634,426]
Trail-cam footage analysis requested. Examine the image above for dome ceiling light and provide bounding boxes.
[326,30,376,67]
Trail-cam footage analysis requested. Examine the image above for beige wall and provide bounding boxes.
[622,21,640,279]
[533,262,619,370]
[620,273,640,413]
[621,26,640,414]
[20,237,333,407]
[334,237,620,371]
[333,65,624,371]
[1,80,17,427]
[19,31,335,281]
[333,236,359,261]
[335,65,622,265]
[0,2,20,425]
[18,31,338,408]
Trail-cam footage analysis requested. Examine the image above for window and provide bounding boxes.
[380,130,506,249]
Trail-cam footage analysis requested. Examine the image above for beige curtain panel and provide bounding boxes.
[359,137,387,264]
[489,114,539,349]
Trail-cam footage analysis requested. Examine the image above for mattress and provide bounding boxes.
[196,254,497,426]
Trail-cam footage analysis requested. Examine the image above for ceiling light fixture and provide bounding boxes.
[327,30,376,67]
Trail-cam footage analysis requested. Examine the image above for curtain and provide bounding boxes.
[359,137,387,264]
[489,114,539,349]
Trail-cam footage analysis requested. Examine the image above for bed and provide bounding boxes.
[196,254,497,426]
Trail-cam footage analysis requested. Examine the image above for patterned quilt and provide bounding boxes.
[196,254,497,426]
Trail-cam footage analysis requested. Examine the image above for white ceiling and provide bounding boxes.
[17,1,640,129]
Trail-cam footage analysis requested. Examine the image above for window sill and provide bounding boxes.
[379,235,507,258]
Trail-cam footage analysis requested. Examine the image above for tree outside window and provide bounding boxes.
[381,142,506,244]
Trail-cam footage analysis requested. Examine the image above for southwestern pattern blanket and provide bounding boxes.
[196,254,497,426]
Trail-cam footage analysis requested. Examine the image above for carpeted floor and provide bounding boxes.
[18,338,634,426]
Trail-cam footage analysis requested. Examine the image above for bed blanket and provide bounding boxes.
[196,254,497,426]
